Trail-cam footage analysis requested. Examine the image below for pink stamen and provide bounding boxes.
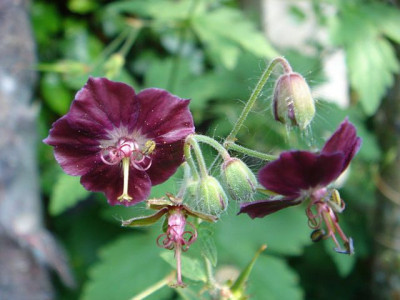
[307,189,353,254]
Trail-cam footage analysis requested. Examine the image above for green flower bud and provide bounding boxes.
[272,72,315,130]
[221,158,257,202]
[198,176,228,216]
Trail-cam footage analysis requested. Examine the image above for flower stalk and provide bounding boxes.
[225,57,291,144]
[224,141,277,161]
[185,135,209,179]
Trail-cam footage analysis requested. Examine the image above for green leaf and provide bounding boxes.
[192,7,278,69]
[347,37,398,115]
[68,0,98,14]
[160,251,207,282]
[329,4,400,115]
[248,255,303,299]
[324,242,356,277]
[217,206,311,258]
[40,73,72,115]
[106,0,197,24]
[49,173,90,216]
[82,234,172,300]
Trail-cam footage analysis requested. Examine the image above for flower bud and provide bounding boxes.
[104,53,125,79]
[198,176,228,216]
[221,158,257,202]
[272,72,315,130]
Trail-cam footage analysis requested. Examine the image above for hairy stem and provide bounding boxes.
[185,135,209,179]
[192,134,230,160]
[225,57,292,143]
[224,142,277,161]
[131,271,174,300]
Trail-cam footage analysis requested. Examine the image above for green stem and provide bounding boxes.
[119,27,141,57]
[225,57,292,143]
[93,29,129,70]
[131,271,174,300]
[192,134,230,160]
[185,135,208,179]
[183,142,199,181]
[224,142,277,161]
[231,245,267,294]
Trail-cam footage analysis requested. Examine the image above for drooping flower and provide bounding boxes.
[122,194,217,287]
[239,118,362,253]
[44,77,194,206]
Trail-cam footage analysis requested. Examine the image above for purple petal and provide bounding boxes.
[258,151,345,196]
[134,88,194,143]
[146,140,185,185]
[44,117,101,176]
[68,77,140,133]
[238,196,301,219]
[321,118,362,172]
[80,164,151,206]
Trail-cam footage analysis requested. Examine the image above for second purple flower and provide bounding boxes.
[239,118,362,253]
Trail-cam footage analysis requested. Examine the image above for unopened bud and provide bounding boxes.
[272,72,315,130]
[198,176,228,216]
[221,158,257,202]
[104,53,125,79]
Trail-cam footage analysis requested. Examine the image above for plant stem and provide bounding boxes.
[185,135,208,179]
[224,142,277,161]
[183,140,200,181]
[225,57,292,144]
[192,134,230,160]
[131,271,174,300]
[119,27,141,57]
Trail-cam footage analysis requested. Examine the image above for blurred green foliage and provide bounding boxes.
[33,0,400,299]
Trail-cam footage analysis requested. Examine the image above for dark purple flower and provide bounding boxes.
[239,118,361,253]
[44,77,194,206]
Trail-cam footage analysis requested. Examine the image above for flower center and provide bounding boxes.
[100,138,156,202]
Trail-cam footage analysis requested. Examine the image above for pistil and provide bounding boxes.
[118,157,132,202]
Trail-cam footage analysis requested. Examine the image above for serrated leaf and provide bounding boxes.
[248,255,303,299]
[347,37,398,115]
[49,173,90,215]
[192,7,278,69]
[217,206,311,258]
[359,3,400,43]
[329,4,400,115]
[160,251,207,282]
[82,234,172,300]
